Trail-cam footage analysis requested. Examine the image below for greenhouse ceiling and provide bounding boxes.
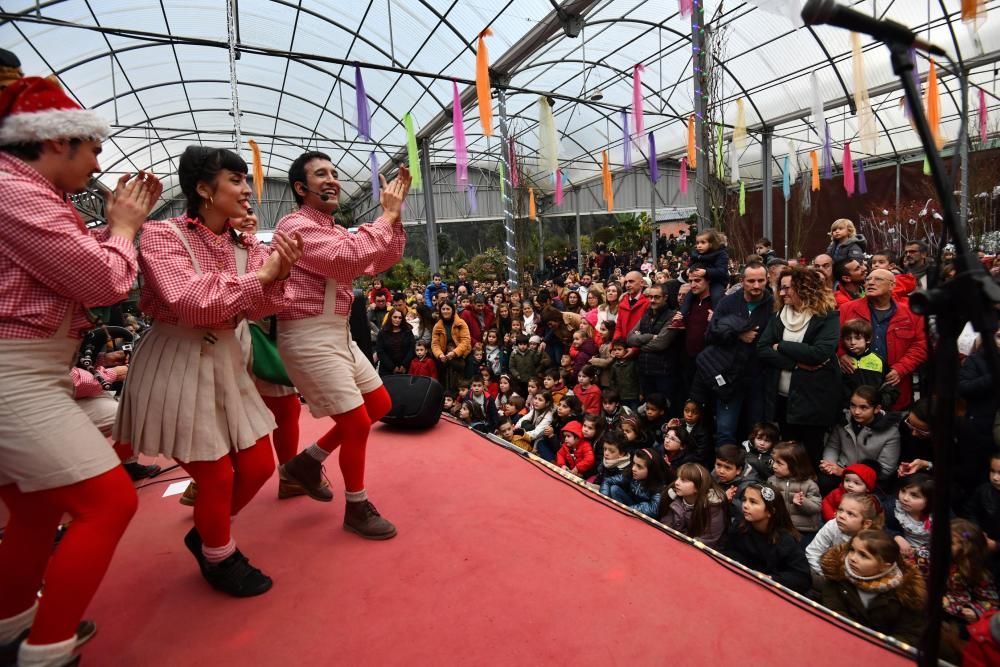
[1,0,998,211]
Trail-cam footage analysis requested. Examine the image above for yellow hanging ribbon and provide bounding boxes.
[927,59,942,148]
[687,114,697,168]
[247,139,263,204]
[810,150,820,191]
[476,28,494,137]
[601,150,613,212]
[529,187,536,220]
[733,98,747,151]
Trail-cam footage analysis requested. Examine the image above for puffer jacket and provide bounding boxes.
[821,411,902,481]
[661,488,728,549]
[820,541,927,646]
[826,234,867,264]
[626,304,680,376]
[767,475,822,533]
[606,477,662,518]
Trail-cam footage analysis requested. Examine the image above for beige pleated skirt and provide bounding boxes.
[0,329,120,492]
[235,320,297,399]
[114,322,276,463]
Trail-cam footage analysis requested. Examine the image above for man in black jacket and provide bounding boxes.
[626,284,681,404]
[693,262,774,446]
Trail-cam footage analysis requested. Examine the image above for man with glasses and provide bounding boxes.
[812,254,834,288]
[838,269,927,410]
[903,240,933,290]
[626,284,681,405]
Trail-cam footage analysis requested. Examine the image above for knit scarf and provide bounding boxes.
[603,454,631,470]
[779,305,812,333]
[844,558,904,593]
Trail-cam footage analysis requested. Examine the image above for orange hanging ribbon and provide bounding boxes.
[601,150,613,212]
[476,28,493,137]
[529,187,536,220]
[810,150,819,191]
[926,59,942,148]
[687,114,697,168]
[248,139,264,204]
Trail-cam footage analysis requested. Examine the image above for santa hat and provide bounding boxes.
[0,76,109,145]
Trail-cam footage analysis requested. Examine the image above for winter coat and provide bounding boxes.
[607,478,662,518]
[743,443,774,482]
[587,341,614,388]
[840,349,899,410]
[570,337,598,374]
[959,349,999,422]
[821,463,878,521]
[943,567,1000,622]
[408,355,438,379]
[826,234,868,264]
[423,280,448,307]
[516,407,555,442]
[576,383,602,416]
[556,440,595,477]
[822,411,902,481]
[626,304,681,376]
[459,306,496,346]
[431,316,472,360]
[695,290,774,400]
[767,475,823,533]
[963,611,1000,667]
[507,347,541,384]
[723,525,812,594]
[613,293,650,344]
[838,297,927,411]
[598,460,632,496]
[820,541,927,646]
[758,308,842,428]
[688,246,730,288]
[805,518,853,575]
[374,326,415,374]
[661,488,728,549]
[608,358,641,401]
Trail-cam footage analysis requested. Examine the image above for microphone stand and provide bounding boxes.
[886,43,1000,666]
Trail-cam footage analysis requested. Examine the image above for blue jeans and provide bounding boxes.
[714,382,765,447]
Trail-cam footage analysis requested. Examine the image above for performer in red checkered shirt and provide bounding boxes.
[114,145,303,598]
[275,151,410,539]
[0,76,161,667]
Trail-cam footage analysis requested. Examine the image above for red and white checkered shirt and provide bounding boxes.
[0,153,138,339]
[70,366,116,399]
[275,206,405,319]
[139,217,292,328]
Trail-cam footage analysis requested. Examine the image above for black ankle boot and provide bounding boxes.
[202,550,272,597]
[183,528,207,575]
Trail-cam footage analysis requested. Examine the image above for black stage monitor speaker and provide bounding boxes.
[380,375,444,429]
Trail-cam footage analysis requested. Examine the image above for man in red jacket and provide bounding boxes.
[838,269,927,410]
[614,270,650,345]
[459,294,495,345]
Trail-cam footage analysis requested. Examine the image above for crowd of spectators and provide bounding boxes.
[359,223,1000,657]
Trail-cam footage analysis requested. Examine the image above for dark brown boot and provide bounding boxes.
[277,477,328,500]
[343,499,397,540]
[279,451,333,502]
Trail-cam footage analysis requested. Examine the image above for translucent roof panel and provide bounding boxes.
[0,0,996,208]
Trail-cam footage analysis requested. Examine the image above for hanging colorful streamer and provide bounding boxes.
[555,169,563,206]
[498,160,505,199]
[980,89,989,143]
[733,98,747,150]
[787,141,799,182]
[452,83,468,186]
[601,150,613,212]
[467,184,478,213]
[476,28,493,137]
[729,141,740,184]
[679,157,688,194]
[369,151,380,203]
[508,138,519,189]
[648,133,659,183]
[843,143,854,196]
[857,159,867,195]
[632,64,645,137]
[809,150,819,191]
[355,66,371,141]
[529,187,537,220]
[678,0,693,17]
[800,175,812,212]
[403,113,422,190]
[822,121,833,179]
[622,110,632,170]
[810,73,825,145]
[927,59,942,148]
[538,96,558,175]
[782,155,791,201]
[739,181,746,216]
[687,114,697,168]
[851,33,876,156]
[962,0,987,28]
[923,156,931,176]
[247,139,263,204]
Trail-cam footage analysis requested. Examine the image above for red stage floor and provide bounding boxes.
[81,414,912,665]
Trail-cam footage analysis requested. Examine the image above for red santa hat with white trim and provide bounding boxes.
[0,76,109,145]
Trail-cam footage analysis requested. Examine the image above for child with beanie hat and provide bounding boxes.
[822,463,881,522]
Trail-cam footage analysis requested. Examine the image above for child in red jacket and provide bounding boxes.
[821,462,881,521]
[556,421,595,479]
[409,341,438,379]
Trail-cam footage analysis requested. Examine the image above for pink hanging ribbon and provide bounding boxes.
[452,82,468,186]
[555,169,563,206]
[678,0,693,17]
[980,89,989,143]
[679,157,688,194]
[843,143,854,196]
[508,137,519,189]
[632,64,645,137]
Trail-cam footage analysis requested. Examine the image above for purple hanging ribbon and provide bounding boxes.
[555,169,563,206]
[648,132,658,183]
[509,137,519,189]
[822,121,833,179]
[467,183,478,213]
[857,159,867,195]
[370,151,380,203]
[355,66,371,142]
[622,110,632,170]
[452,82,468,186]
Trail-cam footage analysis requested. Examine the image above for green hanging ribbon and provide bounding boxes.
[922,155,930,176]
[404,113,422,190]
[716,124,724,178]
[498,160,506,200]
[739,181,746,216]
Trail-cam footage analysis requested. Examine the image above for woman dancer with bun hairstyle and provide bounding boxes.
[115,145,303,597]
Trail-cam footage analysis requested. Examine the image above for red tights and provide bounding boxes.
[177,437,275,548]
[0,467,137,644]
[316,386,391,492]
[262,394,301,464]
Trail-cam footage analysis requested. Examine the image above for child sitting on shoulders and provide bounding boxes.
[822,463,880,522]
[820,529,926,646]
[673,229,730,328]
[661,462,729,549]
[743,421,779,481]
[556,420,595,479]
[806,492,880,579]
[604,447,671,518]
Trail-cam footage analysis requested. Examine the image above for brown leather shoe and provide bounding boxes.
[276,477,331,500]
[343,499,397,540]
[179,481,198,506]
[279,451,333,502]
